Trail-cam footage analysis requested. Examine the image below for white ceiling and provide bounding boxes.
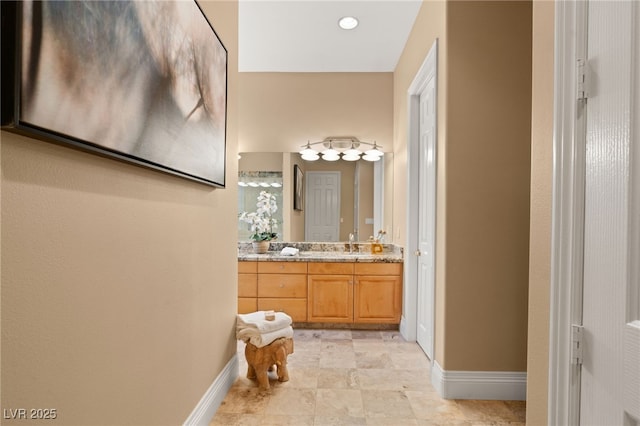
[238,0,423,72]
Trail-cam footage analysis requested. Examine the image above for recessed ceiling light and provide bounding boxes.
[338,16,358,30]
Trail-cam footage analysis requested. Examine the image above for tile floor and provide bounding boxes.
[210,329,526,425]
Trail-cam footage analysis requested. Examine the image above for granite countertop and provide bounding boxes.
[238,251,403,263]
[238,242,404,263]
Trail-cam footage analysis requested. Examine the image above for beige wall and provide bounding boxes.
[0,1,239,424]
[526,0,554,423]
[238,73,393,154]
[394,0,531,373]
[444,1,531,371]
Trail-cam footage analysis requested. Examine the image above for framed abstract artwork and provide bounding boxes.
[1,0,227,187]
[294,164,304,211]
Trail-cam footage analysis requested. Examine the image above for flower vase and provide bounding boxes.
[252,241,270,254]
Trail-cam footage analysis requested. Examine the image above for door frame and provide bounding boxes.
[401,39,438,351]
[548,1,588,424]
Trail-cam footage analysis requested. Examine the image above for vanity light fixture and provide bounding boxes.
[342,153,361,161]
[321,141,340,161]
[323,153,340,162]
[298,137,383,162]
[321,146,340,157]
[342,142,362,161]
[344,144,362,157]
[301,152,320,161]
[300,141,321,161]
[364,142,384,157]
[338,16,359,30]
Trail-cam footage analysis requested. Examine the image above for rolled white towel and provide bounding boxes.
[236,311,292,334]
[242,325,294,348]
[236,322,290,342]
[280,247,299,256]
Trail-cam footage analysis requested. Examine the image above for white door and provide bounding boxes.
[416,75,437,359]
[305,171,341,241]
[579,1,640,424]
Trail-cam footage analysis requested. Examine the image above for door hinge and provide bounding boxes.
[577,59,590,102]
[571,324,584,365]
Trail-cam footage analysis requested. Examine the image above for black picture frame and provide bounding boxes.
[294,165,304,211]
[1,0,227,187]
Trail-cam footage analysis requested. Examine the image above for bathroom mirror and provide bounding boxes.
[238,152,393,243]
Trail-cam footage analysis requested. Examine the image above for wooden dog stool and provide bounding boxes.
[244,337,294,390]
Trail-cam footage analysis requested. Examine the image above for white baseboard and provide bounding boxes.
[184,354,239,426]
[431,360,526,401]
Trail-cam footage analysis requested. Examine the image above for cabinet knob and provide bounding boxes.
[415,250,422,256]
[279,283,284,288]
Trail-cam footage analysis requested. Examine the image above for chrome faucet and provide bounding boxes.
[348,233,355,253]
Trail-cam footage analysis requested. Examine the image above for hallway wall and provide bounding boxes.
[0,1,239,424]
[443,0,531,372]
[237,72,393,154]
[393,0,531,375]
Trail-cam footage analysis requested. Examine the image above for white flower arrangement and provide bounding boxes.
[239,191,279,241]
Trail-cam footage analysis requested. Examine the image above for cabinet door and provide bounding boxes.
[238,273,257,297]
[258,298,307,322]
[307,275,353,322]
[354,275,402,323]
[238,298,257,314]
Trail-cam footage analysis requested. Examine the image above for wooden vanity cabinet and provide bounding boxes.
[256,262,308,322]
[238,261,258,314]
[237,260,402,326]
[308,262,402,324]
[354,263,403,324]
[307,262,355,322]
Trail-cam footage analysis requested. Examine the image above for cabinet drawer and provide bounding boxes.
[308,262,355,275]
[238,273,257,297]
[238,261,257,274]
[238,297,257,314]
[258,298,307,322]
[258,262,307,274]
[354,263,402,276]
[258,274,307,297]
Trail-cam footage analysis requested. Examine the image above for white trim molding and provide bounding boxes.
[403,37,438,344]
[183,354,239,426]
[548,1,587,424]
[431,361,527,401]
